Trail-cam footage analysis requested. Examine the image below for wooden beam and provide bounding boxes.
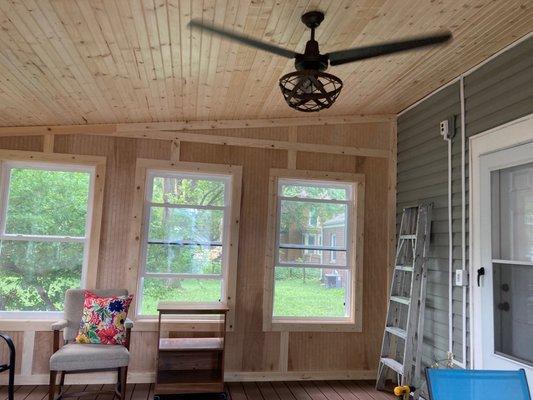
[42,134,54,152]
[0,114,394,137]
[21,331,35,376]
[0,127,390,159]
[387,121,398,298]
[287,127,297,169]
[170,140,180,162]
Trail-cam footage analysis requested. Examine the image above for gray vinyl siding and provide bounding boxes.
[396,35,533,375]
[398,82,463,370]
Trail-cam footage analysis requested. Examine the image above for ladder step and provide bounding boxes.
[380,357,404,375]
[390,296,410,305]
[385,326,407,339]
[395,265,414,272]
[399,234,416,240]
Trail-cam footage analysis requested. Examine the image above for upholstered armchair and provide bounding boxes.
[49,289,133,400]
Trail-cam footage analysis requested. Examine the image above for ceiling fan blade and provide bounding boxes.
[327,31,452,66]
[189,19,297,59]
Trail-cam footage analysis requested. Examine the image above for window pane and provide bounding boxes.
[148,206,223,243]
[0,240,84,311]
[493,262,533,365]
[280,182,348,200]
[151,176,225,206]
[5,168,90,236]
[491,162,533,261]
[278,248,347,267]
[146,244,222,274]
[273,267,348,318]
[279,200,346,247]
[140,277,222,315]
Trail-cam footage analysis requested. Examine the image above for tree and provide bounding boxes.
[0,168,89,311]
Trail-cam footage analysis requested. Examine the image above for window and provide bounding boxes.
[0,159,101,315]
[330,234,337,262]
[135,163,241,319]
[264,169,364,331]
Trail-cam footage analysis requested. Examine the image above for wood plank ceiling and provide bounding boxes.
[0,0,531,126]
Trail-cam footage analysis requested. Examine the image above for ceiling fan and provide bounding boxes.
[189,11,452,112]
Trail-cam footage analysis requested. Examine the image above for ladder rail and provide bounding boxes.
[376,203,432,392]
[402,204,429,386]
[413,205,432,387]
[376,206,417,389]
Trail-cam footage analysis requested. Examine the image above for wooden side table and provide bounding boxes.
[155,303,229,397]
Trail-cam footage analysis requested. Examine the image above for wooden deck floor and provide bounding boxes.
[1,381,395,400]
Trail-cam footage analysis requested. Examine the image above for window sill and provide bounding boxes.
[0,318,58,331]
[266,319,362,332]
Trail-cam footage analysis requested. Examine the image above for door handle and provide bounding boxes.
[477,267,485,287]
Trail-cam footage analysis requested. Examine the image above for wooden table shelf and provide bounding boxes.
[159,337,224,352]
[154,303,228,396]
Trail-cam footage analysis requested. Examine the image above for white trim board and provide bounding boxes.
[468,112,533,369]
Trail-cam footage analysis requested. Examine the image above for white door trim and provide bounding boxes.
[469,112,533,369]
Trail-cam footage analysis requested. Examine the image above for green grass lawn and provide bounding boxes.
[273,278,346,317]
[141,276,345,317]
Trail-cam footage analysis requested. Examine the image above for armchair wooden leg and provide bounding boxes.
[119,367,127,400]
[58,371,65,397]
[49,370,57,400]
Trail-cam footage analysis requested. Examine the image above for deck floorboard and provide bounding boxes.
[0,382,394,400]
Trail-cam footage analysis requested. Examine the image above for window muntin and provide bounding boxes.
[273,178,354,321]
[330,234,337,262]
[137,171,232,316]
[0,163,94,314]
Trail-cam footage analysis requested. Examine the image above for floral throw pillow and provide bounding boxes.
[75,291,133,345]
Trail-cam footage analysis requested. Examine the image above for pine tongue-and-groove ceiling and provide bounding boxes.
[0,0,531,127]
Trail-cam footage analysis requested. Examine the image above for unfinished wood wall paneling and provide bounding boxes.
[0,136,43,151]
[0,122,392,383]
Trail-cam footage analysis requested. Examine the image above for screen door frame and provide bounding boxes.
[470,113,533,381]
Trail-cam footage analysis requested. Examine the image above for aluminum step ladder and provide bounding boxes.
[376,203,432,394]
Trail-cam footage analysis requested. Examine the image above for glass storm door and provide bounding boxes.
[478,141,533,382]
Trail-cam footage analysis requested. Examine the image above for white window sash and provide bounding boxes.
[273,178,355,320]
[278,244,346,251]
[147,240,223,247]
[0,233,86,243]
[0,161,95,316]
[137,170,232,316]
[147,202,225,211]
[279,196,351,205]
[276,262,352,270]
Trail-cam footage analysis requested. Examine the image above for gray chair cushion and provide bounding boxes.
[50,343,129,371]
[63,289,129,341]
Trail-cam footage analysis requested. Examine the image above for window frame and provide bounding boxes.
[0,150,106,319]
[263,168,364,332]
[129,159,242,330]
